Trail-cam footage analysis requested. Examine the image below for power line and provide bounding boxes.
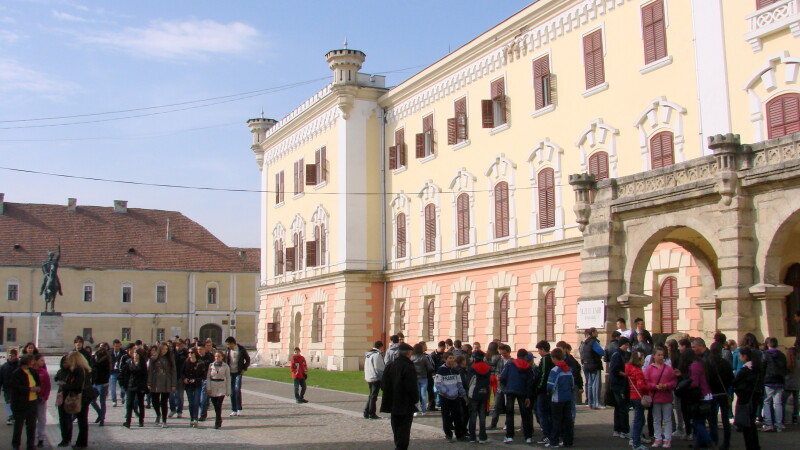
[0,166,541,195]
[0,121,241,142]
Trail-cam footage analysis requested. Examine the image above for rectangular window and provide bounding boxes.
[83,285,93,302]
[757,0,779,8]
[207,287,218,305]
[156,285,166,303]
[7,283,18,301]
[424,204,436,253]
[415,114,434,158]
[274,240,284,276]
[538,168,556,229]
[293,159,305,195]
[6,328,16,342]
[156,328,165,342]
[642,0,667,65]
[448,97,468,144]
[267,322,281,342]
[82,328,93,344]
[583,29,605,89]
[121,285,132,303]
[275,170,285,204]
[533,56,552,110]
[481,78,507,129]
[306,146,327,186]
[389,128,406,170]
[396,213,407,259]
[121,328,131,341]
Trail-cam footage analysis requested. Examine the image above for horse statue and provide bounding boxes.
[40,245,62,312]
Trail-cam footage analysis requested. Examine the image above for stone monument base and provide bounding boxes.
[36,312,64,351]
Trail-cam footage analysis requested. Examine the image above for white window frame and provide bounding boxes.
[6,280,19,301]
[121,282,133,304]
[155,282,167,304]
[82,282,94,303]
[207,282,219,306]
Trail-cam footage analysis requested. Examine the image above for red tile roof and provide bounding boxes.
[0,201,259,273]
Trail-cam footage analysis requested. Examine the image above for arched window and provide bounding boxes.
[315,305,323,343]
[269,309,282,342]
[660,276,679,334]
[786,263,800,336]
[767,93,800,139]
[427,299,436,342]
[588,151,609,181]
[538,168,555,229]
[396,213,406,259]
[494,182,509,238]
[461,297,470,342]
[499,293,509,342]
[650,131,675,169]
[544,288,556,342]
[425,204,436,253]
[398,302,406,334]
[457,193,470,246]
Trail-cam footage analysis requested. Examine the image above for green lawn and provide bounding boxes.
[246,368,369,395]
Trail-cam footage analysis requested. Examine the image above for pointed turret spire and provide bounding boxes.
[343,37,348,49]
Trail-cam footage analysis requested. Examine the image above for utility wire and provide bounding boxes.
[0,166,541,195]
[0,121,241,142]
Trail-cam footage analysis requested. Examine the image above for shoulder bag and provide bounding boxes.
[63,391,82,414]
[630,372,653,408]
[733,372,759,428]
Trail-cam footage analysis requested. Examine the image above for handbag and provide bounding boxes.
[63,392,82,414]
[733,372,759,427]
[630,379,652,408]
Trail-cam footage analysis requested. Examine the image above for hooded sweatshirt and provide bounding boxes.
[434,364,466,400]
[364,348,385,383]
[547,360,574,403]
[500,358,534,397]
[291,354,307,380]
[384,343,400,365]
[466,361,492,401]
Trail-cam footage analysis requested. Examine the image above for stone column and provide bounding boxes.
[617,294,654,329]
[749,283,794,340]
[332,274,378,371]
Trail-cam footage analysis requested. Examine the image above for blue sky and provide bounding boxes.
[0,0,530,247]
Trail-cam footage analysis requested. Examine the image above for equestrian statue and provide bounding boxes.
[40,245,62,312]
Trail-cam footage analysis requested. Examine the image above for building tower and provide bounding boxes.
[324,39,366,86]
[247,115,277,168]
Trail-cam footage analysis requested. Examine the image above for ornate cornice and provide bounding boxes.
[264,84,332,140]
[263,105,341,166]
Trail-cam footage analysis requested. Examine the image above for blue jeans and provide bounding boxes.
[230,373,243,412]
[199,380,209,417]
[186,386,201,421]
[710,396,731,449]
[294,378,307,401]
[584,369,601,408]
[536,392,552,438]
[763,386,784,426]
[631,399,645,446]
[90,384,108,421]
[416,378,428,413]
[169,384,184,414]
[109,372,120,403]
[693,402,715,448]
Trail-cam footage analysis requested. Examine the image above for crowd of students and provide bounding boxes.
[373,317,800,450]
[0,335,249,449]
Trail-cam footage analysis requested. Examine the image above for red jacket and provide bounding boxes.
[291,354,307,379]
[35,365,51,401]
[625,363,649,400]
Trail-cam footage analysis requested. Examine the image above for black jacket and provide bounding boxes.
[0,359,19,399]
[125,358,148,392]
[225,344,251,374]
[173,347,188,381]
[9,366,40,408]
[182,359,207,390]
[580,337,603,372]
[763,348,788,386]
[117,353,132,388]
[380,355,419,415]
[110,348,125,374]
[535,354,553,394]
[705,355,734,395]
[565,354,584,390]
[733,364,760,404]
[93,352,112,385]
[61,367,92,405]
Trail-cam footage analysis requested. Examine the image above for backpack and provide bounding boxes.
[467,370,491,401]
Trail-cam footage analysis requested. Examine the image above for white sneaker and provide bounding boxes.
[525,438,533,444]
[230,411,237,416]
[503,437,513,444]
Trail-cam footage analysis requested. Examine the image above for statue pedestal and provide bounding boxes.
[36,312,64,352]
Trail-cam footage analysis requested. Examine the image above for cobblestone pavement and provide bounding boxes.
[1,358,797,448]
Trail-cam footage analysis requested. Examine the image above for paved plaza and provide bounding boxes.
[1,357,797,448]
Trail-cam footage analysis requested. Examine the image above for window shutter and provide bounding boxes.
[757,0,779,8]
[500,293,509,342]
[494,182,509,238]
[285,247,295,272]
[534,56,550,110]
[588,152,609,181]
[423,114,434,155]
[767,93,800,139]
[415,133,425,158]
[427,300,435,342]
[279,171,284,203]
[481,99,494,128]
[457,193,469,246]
[319,225,326,265]
[584,30,604,89]
[642,1,667,64]
[455,98,468,140]
[395,129,406,167]
[305,163,317,185]
[389,145,398,170]
[447,118,457,145]
[544,288,555,341]
[425,204,436,252]
[461,298,469,342]
[306,240,317,267]
[320,146,327,182]
[298,159,304,193]
[650,131,674,169]
[293,161,298,195]
[396,213,406,258]
[538,168,555,229]
[491,78,507,124]
[275,173,281,204]
[660,276,679,334]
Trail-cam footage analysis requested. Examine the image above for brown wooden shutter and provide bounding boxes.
[279,171,284,203]
[533,56,550,110]
[500,293,509,342]
[319,225,326,265]
[267,322,276,342]
[461,297,469,342]
[447,118,457,145]
[544,288,555,341]
[757,0,779,8]
[399,302,405,333]
[583,30,604,89]
[305,163,317,185]
[320,146,327,182]
[293,161,298,195]
[660,276,679,334]
[455,97,468,140]
[491,78,507,124]
[538,168,555,229]
[767,93,800,139]
[650,131,674,169]
[275,173,281,204]
[588,152,609,181]
[457,193,469,246]
[395,129,406,167]
[274,240,280,275]
[389,146,398,170]
[306,240,317,267]
[642,0,667,65]
[494,182,509,238]
[425,204,436,252]
[423,114,434,155]
[396,213,406,258]
[298,159,304,193]
[415,133,425,158]
[316,305,323,342]
[481,100,494,128]
[427,300,435,342]
[285,247,295,272]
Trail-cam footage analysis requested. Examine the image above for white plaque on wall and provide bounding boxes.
[577,299,606,330]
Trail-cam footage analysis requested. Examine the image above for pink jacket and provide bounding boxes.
[35,365,52,401]
[644,363,677,403]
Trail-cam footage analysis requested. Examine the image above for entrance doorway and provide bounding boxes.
[786,263,800,336]
[199,323,223,346]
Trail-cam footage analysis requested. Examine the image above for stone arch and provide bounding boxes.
[487,271,519,344]
[743,52,800,141]
[633,97,688,165]
[643,245,700,334]
[530,265,567,346]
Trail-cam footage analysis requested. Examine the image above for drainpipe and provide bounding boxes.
[379,107,388,344]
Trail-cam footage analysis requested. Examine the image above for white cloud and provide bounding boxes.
[0,30,19,43]
[51,9,89,22]
[81,19,261,60]
[0,16,16,24]
[0,59,74,96]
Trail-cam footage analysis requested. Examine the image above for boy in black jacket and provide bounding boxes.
[466,351,491,443]
[535,341,554,445]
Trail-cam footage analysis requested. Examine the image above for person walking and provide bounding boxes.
[435,352,468,442]
[627,351,650,450]
[733,347,761,450]
[762,337,788,432]
[363,341,385,420]
[10,354,40,450]
[54,356,74,447]
[182,348,206,428]
[290,347,309,403]
[224,336,250,417]
[147,342,176,427]
[466,350,491,443]
[196,344,212,421]
[411,343,434,417]
[381,343,419,450]
[580,328,605,410]
[169,339,188,419]
[123,349,148,429]
[32,354,50,448]
[1,348,20,426]
[90,344,111,426]
[500,348,535,444]
[109,340,125,407]
[206,351,230,429]
[645,346,677,448]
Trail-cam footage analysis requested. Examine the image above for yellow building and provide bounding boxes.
[249,0,800,369]
[0,196,259,350]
